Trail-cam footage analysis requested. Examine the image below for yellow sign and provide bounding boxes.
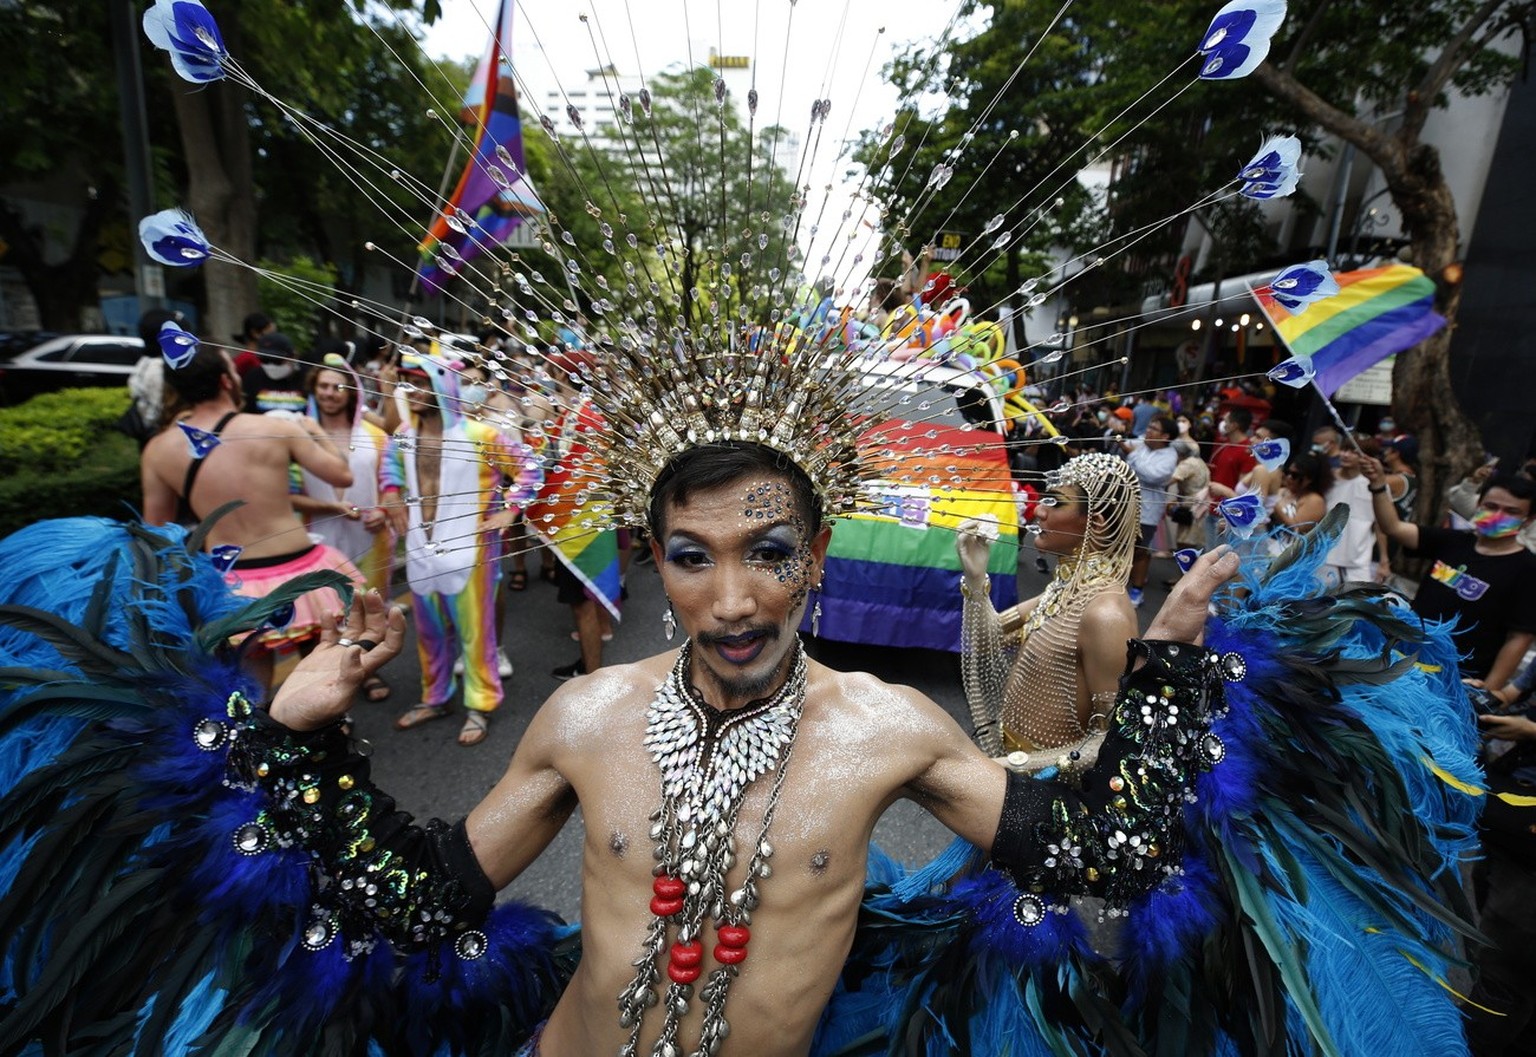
[933,230,966,262]
[709,54,750,69]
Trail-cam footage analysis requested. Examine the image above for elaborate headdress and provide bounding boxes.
[1045,451,1142,576]
[963,451,1142,757]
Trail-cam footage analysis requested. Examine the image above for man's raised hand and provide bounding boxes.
[1144,545,1241,646]
[269,589,406,731]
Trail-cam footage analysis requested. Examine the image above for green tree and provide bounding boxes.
[166,0,449,346]
[858,0,1263,353]
[863,5,1111,347]
[624,68,800,329]
[0,0,450,337]
[871,0,1531,511]
[0,2,181,329]
[1247,0,1532,512]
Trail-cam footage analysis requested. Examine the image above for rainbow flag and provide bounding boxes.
[807,420,1020,651]
[417,0,544,293]
[1255,264,1446,396]
[524,401,622,620]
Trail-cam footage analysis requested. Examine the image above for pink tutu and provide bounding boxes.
[229,542,365,650]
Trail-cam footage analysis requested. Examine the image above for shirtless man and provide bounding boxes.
[142,346,362,686]
[267,441,1235,1057]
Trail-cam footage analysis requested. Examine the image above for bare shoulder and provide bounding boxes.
[806,663,961,752]
[1081,590,1137,638]
[528,651,674,751]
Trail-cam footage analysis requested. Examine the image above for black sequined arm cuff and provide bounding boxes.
[990,640,1234,911]
[223,695,495,962]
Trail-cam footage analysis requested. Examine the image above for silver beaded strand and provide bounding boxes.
[620,642,807,1057]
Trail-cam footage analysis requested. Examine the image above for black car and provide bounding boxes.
[0,334,147,404]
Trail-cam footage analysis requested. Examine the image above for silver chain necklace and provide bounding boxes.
[619,640,808,1057]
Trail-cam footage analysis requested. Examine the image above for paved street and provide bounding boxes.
[348,541,1177,921]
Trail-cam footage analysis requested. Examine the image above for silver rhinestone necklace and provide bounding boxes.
[620,641,807,1057]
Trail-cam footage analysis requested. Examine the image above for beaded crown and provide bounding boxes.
[580,329,878,523]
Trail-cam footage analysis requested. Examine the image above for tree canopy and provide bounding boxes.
[868,0,1532,510]
[0,0,453,339]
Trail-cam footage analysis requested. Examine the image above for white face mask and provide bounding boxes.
[460,383,488,407]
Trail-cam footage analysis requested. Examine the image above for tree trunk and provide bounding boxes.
[0,179,115,332]
[167,8,258,346]
[1004,245,1026,354]
[1384,144,1483,523]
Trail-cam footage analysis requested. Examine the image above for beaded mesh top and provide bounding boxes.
[963,453,1140,755]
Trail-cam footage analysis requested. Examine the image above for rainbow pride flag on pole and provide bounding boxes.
[1254,264,1447,396]
[808,421,1020,651]
[523,400,622,620]
[417,0,544,293]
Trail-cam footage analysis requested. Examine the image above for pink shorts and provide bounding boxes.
[229,542,365,650]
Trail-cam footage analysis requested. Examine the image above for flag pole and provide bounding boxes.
[406,134,466,305]
[1245,280,1366,458]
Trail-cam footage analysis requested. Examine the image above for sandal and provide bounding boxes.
[458,712,489,747]
[508,569,528,591]
[395,703,449,731]
[363,675,391,702]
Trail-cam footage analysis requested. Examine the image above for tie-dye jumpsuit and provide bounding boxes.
[383,417,541,713]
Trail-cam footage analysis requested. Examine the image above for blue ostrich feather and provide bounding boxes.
[1263,841,1471,1057]
[1192,654,1268,835]
[947,868,1091,967]
[398,900,570,1053]
[888,835,981,902]
[236,933,395,1044]
[964,960,1061,1057]
[1120,845,1225,988]
[170,793,312,925]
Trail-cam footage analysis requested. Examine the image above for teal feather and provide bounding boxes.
[192,569,356,654]
[1263,841,1469,1056]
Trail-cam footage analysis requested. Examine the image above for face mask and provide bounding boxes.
[1096,411,1109,424]
[1379,420,1396,433]
[1473,508,1526,539]
[460,384,488,407]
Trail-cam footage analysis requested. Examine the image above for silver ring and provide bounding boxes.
[336,637,360,648]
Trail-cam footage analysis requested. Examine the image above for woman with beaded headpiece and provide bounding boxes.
[957,452,1142,768]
